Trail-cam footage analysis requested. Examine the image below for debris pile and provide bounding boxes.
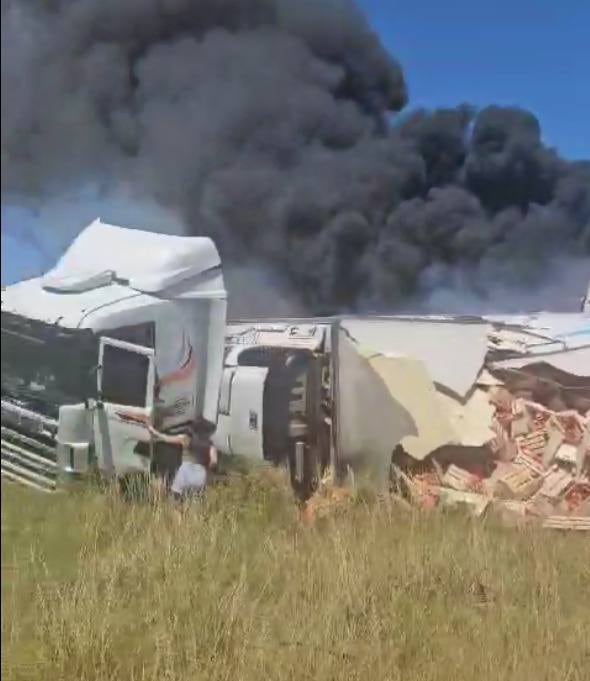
[300,469,353,526]
[395,387,590,530]
[300,310,589,530]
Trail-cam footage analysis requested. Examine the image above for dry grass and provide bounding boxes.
[2,471,590,681]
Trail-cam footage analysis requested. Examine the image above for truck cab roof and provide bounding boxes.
[1,219,226,329]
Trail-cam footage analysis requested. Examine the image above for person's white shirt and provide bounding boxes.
[147,424,216,498]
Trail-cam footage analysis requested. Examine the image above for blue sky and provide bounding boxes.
[360,0,589,159]
[2,0,589,285]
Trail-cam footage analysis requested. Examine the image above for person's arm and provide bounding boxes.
[147,423,187,447]
[209,445,218,469]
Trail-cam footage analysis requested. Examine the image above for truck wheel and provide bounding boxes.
[287,445,320,502]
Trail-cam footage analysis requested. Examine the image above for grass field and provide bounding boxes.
[2,472,590,681]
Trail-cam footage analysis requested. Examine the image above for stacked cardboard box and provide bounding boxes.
[400,388,590,530]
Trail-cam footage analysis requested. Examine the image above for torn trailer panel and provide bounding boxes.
[339,316,490,399]
[334,328,456,487]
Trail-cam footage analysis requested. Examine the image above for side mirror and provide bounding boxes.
[88,363,102,378]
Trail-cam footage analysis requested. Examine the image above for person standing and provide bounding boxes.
[147,422,217,501]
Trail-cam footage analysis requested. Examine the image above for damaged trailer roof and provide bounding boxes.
[339,317,490,399]
[487,312,589,378]
[226,311,589,390]
[490,346,590,378]
[487,312,590,352]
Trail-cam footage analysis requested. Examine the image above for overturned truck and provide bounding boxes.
[1,222,589,525]
[215,311,589,525]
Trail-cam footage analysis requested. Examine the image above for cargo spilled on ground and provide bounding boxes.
[2,476,590,681]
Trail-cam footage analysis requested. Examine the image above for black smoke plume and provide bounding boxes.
[2,0,589,313]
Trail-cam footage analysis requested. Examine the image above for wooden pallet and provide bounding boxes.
[542,515,590,531]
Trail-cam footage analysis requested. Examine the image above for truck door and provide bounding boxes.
[93,337,156,478]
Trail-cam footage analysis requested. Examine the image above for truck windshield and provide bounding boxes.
[1,312,97,419]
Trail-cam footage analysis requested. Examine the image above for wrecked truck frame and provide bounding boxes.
[224,311,589,526]
[222,313,503,493]
[2,307,589,519]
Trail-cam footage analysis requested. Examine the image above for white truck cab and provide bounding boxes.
[1,219,227,487]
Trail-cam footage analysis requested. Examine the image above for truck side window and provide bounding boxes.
[105,322,155,349]
[101,345,150,407]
